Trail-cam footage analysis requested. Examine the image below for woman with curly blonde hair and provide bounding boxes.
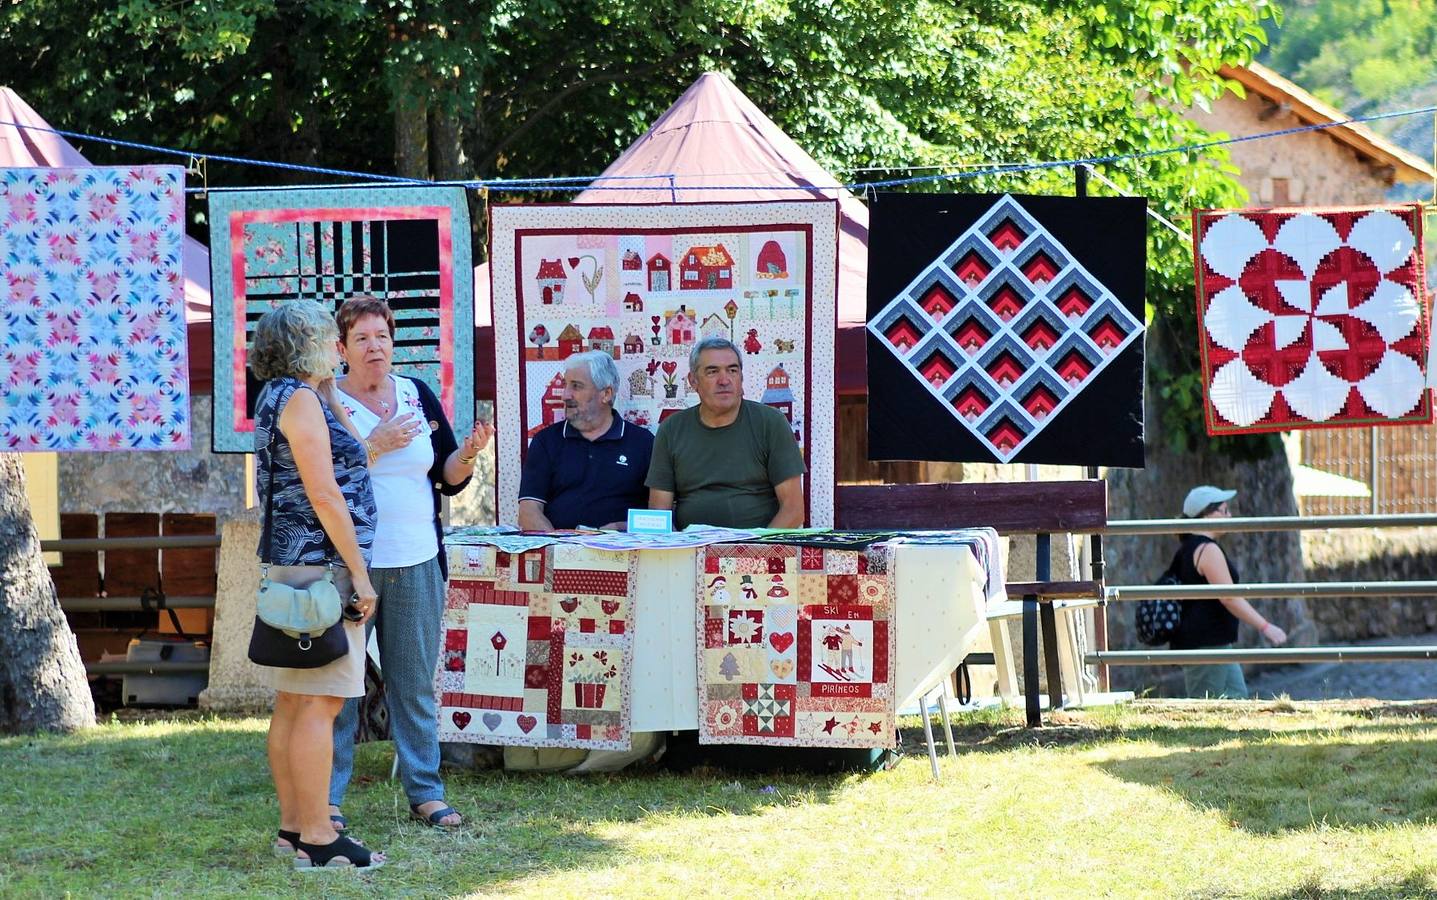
[251,300,385,870]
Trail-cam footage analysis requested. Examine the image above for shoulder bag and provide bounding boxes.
[247,415,350,669]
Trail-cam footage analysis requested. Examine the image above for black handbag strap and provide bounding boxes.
[260,381,337,570]
[261,407,277,566]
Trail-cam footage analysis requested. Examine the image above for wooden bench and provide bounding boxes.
[836,480,1108,726]
[53,513,219,669]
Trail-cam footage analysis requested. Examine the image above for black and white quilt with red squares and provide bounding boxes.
[866,193,1146,466]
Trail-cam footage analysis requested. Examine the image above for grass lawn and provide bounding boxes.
[4,700,1437,898]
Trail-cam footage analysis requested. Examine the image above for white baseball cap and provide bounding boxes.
[1182,485,1236,518]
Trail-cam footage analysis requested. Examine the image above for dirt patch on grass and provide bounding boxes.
[899,710,1122,754]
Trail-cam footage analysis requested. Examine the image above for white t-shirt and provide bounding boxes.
[336,375,439,568]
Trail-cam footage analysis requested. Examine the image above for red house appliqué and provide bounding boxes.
[647,253,671,292]
[680,244,734,290]
[537,259,566,305]
[541,372,566,425]
[755,240,788,278]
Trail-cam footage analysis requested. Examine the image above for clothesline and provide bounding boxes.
[1,100,1435,196]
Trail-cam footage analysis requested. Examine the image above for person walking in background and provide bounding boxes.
[1170,485,1288,699]
[326,296,492,830]
[251,301,385,869]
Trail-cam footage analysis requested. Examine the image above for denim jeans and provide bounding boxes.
[1182,647,1248,699]
[330,556,448,806]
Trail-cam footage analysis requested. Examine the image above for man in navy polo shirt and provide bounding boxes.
[517,350,653,530]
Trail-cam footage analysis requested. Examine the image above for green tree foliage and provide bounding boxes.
[0,0,1278,450]
[1262,0,1437,154]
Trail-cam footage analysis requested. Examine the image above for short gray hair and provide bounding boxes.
[689,336,742,373]
[566,350,619,394]
[250,301,339,380]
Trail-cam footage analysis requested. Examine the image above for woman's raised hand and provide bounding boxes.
[369,413,421,455]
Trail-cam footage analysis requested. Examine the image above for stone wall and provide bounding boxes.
[59,397,250,517]
[449,400,497,526]
[57,395,502,527]
[1302,527,1437,642]
[1190,93,1397,205]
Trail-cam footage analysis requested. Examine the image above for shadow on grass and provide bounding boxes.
[1258,869,1437,898]
[0,716,852,896]
[1095,734,1437,834]
[897,702,1437,759]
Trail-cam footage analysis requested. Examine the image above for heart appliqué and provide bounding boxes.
[567,256,581,269]
[482,712,502,731]
[768,631,795,654]
[516,714,538,734]
[451,711,471,730]
[770,659,795,679]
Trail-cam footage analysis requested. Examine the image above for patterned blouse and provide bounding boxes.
[254,376,376,566]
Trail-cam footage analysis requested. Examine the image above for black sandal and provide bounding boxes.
[272,829,300,858]
[410,802,463,828]
[293,834,385,871]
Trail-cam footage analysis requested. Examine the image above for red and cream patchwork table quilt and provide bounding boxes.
[437,542,636,750]
[1194,205,1432,434]
[697,543,896,748]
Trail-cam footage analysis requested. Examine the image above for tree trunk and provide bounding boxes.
[395,93,431,180]
[0,454,94,733]
[1103,327,1315,694]
[430,110,467,182]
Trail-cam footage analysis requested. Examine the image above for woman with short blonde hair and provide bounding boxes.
[326,296,492,829]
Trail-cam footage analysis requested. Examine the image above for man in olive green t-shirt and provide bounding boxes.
[646,337,806,529]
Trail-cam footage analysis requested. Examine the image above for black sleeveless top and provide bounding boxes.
[1169,534,1240,649]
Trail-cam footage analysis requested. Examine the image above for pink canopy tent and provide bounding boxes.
[0,87,215,389]
[474,71,871,397]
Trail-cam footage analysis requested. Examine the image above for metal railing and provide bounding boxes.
[86,661,209,675]
[61,596,215,612]
[1091,512,1437,668]
[1103,512,1437,535]
[40,535,221,552]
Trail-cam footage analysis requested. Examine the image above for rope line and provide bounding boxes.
[3,100,1433,195]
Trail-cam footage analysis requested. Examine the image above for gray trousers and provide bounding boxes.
[330,556,448,806]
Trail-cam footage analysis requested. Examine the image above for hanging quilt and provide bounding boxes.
[208,186,473,452]
[1193,205,1432,434]
[696,542,896,748]
[866,193,1147,466]
[490,201,839,525]
[0,166,191,451]
[437,542,636,750]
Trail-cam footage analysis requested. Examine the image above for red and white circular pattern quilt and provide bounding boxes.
[1194,205,1432,434]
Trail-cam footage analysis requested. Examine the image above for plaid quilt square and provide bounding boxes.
[208,186,472,452]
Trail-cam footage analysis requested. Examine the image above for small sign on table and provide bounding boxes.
[627,508,673,534]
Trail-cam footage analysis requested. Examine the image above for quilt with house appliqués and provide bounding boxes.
[490,201,839,525]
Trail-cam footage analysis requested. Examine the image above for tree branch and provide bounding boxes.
[480,47,701,172]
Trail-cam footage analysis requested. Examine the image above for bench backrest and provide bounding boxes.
[834,480,1107,535]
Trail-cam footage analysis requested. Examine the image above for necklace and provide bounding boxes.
[341,377,394,419]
